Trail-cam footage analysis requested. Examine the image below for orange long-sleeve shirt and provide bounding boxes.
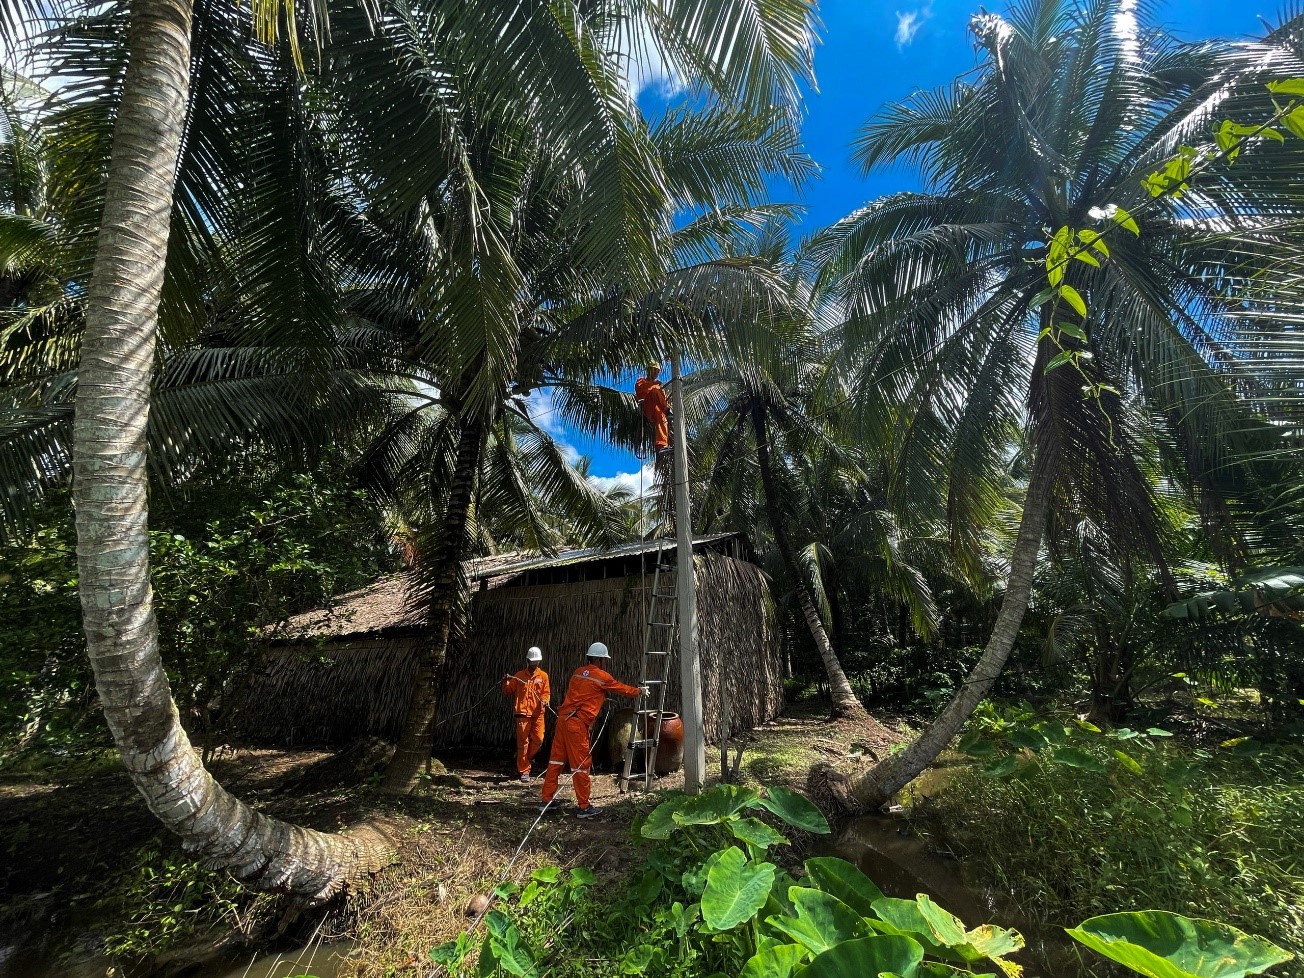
[634,377,669,423]
[557,664,640,725]
[502,668,549,717]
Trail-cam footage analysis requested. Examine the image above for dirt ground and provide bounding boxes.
[0,702,904,978]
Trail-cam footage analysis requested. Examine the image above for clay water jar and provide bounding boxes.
[607,708,636,769]
[649,712,684,774]
[606,709,685,774]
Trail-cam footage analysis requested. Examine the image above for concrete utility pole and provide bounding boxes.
[670,355,705,792]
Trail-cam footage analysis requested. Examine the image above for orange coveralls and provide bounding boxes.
[502,668,550,776]
[541,664,640,809]
[634,377,670,450]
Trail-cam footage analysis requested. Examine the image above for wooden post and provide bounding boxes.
[670,354,705,792]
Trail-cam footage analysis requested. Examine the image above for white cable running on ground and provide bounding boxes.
[423,705,617,978]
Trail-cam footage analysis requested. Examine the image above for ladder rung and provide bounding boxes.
[646,649,671,655]
[649,619,675,627]
[641,680,665,685]
[629,739,657,748]
[652,592,676,600]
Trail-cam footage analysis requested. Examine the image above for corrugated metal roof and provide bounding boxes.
[466,532,738,582]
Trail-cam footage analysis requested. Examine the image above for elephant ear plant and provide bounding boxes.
[431,784,1293,978]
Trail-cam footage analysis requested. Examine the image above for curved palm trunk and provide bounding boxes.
[71,0,391,902]
[752,407,868,721]
[853,449,1057,809]
[382,415,484,793]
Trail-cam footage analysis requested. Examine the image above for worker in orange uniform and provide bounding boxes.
[541,642,646,819]
[634,363,671,459]
[502,646,550,782]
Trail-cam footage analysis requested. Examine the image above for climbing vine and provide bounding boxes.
[1033,78,1304,408]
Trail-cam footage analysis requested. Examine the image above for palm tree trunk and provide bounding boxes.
[71,0,391,902]
[382,414,484,793]
[853,448,1057,810]
[751,407,869,721]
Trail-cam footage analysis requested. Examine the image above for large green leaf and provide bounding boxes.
[730,817,790,851]
[1005,727,1050,752]
[701,846,776,932]
[1051,747,1108,773]
[914,895,970,945]
[1066,912,1293,978]
[641,798,681,839]
[758,785,830,833]
[740,942,808,978]
[767,913,833,954]
[872,896,1024,975]
[482,909,538,977]
[872,897,954,955]
[803,856,887,916]
[674,784,763,827]
[982,756,1019,778]
[802,936,925,978]
[770,887,868,953]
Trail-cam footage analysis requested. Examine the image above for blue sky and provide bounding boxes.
[571,0,1268,492]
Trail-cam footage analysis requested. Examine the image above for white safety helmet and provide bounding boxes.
[526,646,543,662]
[586,642,610,659]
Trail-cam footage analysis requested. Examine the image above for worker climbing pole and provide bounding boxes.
[634,362,672,465]
[634,362,675,532]
[626,356,705,794]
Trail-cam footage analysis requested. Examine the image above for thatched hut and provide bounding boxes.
[232,534,784,750]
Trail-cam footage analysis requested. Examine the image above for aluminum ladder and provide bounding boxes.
[619,545,677,792]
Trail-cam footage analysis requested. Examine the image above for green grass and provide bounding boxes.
[923,740,1304,976]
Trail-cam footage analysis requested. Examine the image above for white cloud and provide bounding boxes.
[590,464,658,498]
[522,387,662,501]
[618,16,684,100]
[895,4,933,49]
[523,388,581,464]
[1113,0,1139,60]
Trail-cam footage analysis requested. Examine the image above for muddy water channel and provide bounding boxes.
[0,938,355,978]
[200,943,355,978]
[835,814,1091,978]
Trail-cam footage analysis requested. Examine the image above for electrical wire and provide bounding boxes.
[423,702,620,978]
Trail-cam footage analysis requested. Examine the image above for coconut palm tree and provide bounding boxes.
[690,350,873,722]
[3,0,820,888]
[677,220,883,722]
[0,22,401,541]
[371,99,817,791]
[811,0,1304,808]
[44,0,406,898]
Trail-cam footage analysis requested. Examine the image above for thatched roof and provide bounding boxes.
[234,548,784,749]
[273,533,742,641]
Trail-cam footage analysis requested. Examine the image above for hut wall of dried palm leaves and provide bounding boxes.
[232,552,783,748]
[231,635,423,746]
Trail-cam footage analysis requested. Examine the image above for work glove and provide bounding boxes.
[640,685,652,698]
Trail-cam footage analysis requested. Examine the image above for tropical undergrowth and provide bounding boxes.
[0,465,395,760]
[430,783,1294,978]
[94,841,252,960]
[922,704,1304,972]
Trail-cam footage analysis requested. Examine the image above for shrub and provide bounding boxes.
[431,783,1294,978]
[926,713,1304,973]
